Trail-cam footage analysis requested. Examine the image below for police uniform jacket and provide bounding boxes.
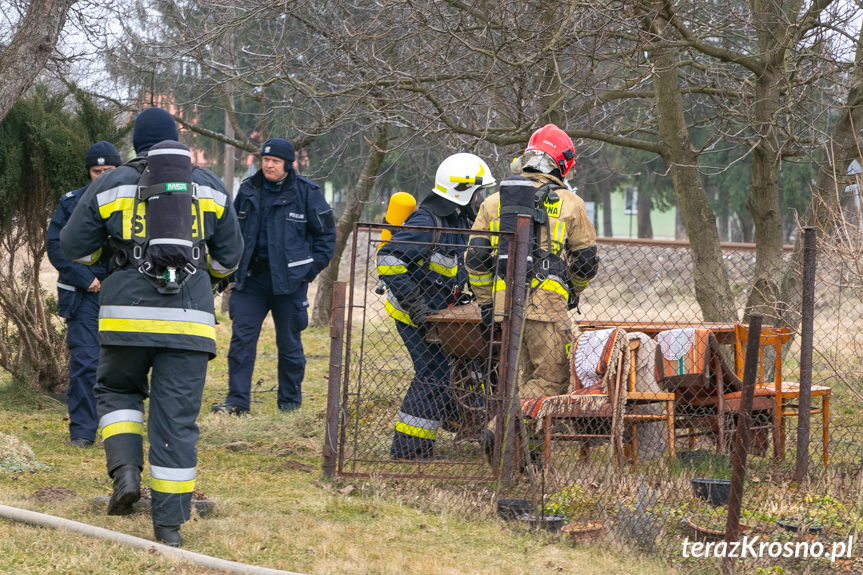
[232,169,336,295]
[59,157,243,357]
[46,184,109,319]
[466,171,596,324]
[376,204,470,326]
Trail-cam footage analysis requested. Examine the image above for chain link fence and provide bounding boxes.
[324,221,863,573]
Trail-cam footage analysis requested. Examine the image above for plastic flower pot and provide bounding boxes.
[516,512,567,531]
[561,521,606,545]
[776,518,825,535]
[496,499,534,520]
[687,514,754,542]
[690,478,732,506]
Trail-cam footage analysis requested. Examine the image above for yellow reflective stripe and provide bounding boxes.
[196,197,225,219]
[378,265,408,276]
[530,277,569,299]
[101,421,144,440]
[491,279,506,293]
[99,318,216,340]
[384,298,415,327]
[428,262,457,277]
[489,220,499,249]
[74,247,103,265]
[150,477,196,494]
[395,421,437,440]
[469,272,493,286]
[571,277,591,290]
[551,220,565,254]
[207,254,235,278]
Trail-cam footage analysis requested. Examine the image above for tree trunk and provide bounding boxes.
[0,0,75,124]
[778,23,863,330]
[650,18,736,322]
[637,185,653,239]
[311,123,389,327]
[601,183,613,238]
[745,68,785,321]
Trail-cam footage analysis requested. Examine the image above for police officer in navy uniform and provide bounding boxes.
[60,107,243,547]
[46,141,122,447]
[212,138,336,416]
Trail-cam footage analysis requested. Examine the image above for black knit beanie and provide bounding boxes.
[260,138,295,164]
[132,108,179,154]
[84,141,122,170]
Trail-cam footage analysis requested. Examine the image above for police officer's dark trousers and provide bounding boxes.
[96,346,209,526]
[390,321,458,459]
[66,292,100,442]
[227,269,308,411]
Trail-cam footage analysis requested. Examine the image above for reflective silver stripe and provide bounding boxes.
[100,305,215,326]
[96,184,137,208]
[150,465,196,481]
[74,252,99,264]
[430,253,457,269]
[57,282,76,292]
[209,257,233,273]
[396,411,440,431]
[377,255,407,267]
[98,409,145,429]
[148,148,191,158]
[148,238,194,247]
[287,257,314,268]
[195,185,228,208]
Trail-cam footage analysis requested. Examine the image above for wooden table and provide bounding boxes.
[577,320,738,345]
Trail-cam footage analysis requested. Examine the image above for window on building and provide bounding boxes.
[624,186,638,215]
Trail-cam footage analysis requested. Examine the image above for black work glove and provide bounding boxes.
[567,294,581,313]
[480,304,495,327]
[405,300,431,328]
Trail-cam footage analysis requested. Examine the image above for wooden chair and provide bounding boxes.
[521,329,675,470]
[733,324,831,465]
[656,328,776,455]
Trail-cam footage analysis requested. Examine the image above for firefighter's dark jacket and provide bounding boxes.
[376,202,470,326]
[59,156,243,357]
[231,168,336,295]
[46,184,109,319]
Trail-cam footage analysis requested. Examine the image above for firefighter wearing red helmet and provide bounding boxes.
[466,124,598,401]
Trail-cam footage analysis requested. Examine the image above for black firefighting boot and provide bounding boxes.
[106,464,141,516]
[154,523,182,547]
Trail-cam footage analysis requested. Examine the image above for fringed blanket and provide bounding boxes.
[523,328,626,430]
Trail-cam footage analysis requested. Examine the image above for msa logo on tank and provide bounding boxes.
[130,140,203,294]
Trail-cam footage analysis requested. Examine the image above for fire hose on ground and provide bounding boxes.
[0,503,307,575]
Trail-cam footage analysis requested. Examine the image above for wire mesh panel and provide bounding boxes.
[327,229,863,573]
[334,223,517,480]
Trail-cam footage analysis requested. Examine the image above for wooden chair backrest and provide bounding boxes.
[733,324,793,390]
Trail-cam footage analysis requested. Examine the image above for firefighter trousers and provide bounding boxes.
[390,321,459,459]
[96,346,209,526]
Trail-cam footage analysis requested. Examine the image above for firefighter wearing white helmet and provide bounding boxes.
[466,125,598,403]
[377,152,496,460]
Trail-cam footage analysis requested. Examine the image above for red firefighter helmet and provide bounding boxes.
[525,124,576,176]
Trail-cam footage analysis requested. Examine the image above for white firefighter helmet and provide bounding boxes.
[432,153,496,206]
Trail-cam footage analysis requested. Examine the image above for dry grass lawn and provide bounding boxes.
[0,303,683,575]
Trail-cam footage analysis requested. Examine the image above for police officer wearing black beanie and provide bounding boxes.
[212,137,336,416]
[46,141,121,449]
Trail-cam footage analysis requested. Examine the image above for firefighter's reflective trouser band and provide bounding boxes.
[96,346,209,526]
[390,322,459,459]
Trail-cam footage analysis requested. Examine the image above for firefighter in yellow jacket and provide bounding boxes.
[465,124,598,399]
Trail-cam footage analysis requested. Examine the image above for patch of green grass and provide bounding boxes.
[0,318,676,575]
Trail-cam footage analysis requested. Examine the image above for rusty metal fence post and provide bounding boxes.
[323,281,347,477]
[794,227,816,482]
[724,313,762,570]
